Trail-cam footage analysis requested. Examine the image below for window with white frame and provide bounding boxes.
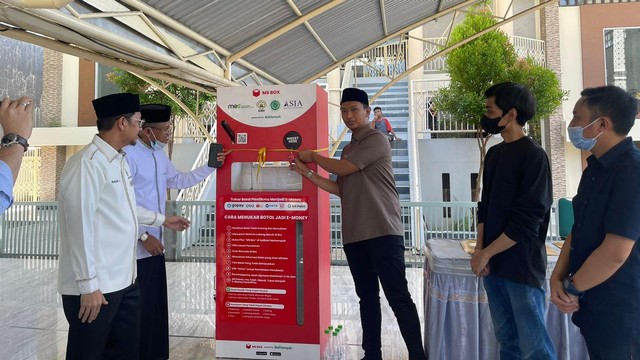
[604,27,640,93]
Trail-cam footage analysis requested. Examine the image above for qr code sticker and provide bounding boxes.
[237,133,248,144]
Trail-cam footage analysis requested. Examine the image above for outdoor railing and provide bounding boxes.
[423,35,546,73]
[13,147,42,202]
[174,139,216,202]
[173,200,216,261]
[175,103,218,202]
[512,36,546,66]
[423,37,448,72]
[0,200,561,266]
[353,39,407,78]
[410,79,477,134]
[0,202,59,258]
[172,102,217,144]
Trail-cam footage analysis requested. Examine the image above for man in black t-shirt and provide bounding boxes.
[472,82,556,359]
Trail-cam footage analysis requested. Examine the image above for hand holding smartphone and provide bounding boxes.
[208,143,225,168]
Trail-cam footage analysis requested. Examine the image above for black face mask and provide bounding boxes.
[480,115,506,134]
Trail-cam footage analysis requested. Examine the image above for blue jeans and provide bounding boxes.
[483,275,557,360]
[343,235,426,360]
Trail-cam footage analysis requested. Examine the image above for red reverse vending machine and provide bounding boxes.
[215,84,331,359]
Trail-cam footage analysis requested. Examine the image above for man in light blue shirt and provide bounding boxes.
[0,96,34,213]
[0,161,14,211]
[126,104,227,360]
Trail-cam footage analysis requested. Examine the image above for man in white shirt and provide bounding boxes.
[58,93,191,360]
[125,103,227,359]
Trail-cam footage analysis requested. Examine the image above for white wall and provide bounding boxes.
[61,54,79,128]
[627,122,640,139]
[564,143,583,198]
[559,7,584,129]
[559,7,584,197]
[171,143,204,172]
[558,7,640,197]
[417,137,502,202]
[30,127,96,146]
[168,142,207,199]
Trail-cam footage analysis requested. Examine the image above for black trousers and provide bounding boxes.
[343,235,426,360]
[62,282,141,360]
[137,255,170,360]
[583,331,640,360]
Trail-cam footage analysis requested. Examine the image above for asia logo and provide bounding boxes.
[283,100,303,109]
[252,89,260,97]
[256,100,266,112]
[270,100,280,111]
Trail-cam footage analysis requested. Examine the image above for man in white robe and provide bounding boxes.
[58,93,191,360]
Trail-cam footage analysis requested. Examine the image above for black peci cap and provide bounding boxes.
[340,88,369,106]
[140,104,172,123]
[92,93,140,118]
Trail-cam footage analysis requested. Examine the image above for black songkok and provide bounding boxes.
[340,88,369,106]
[92,93,140,118]
[140,104,171,123]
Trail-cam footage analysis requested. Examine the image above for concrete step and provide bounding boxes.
[364,92,408,99]
[328,77,413,200]
[392,162,409,169]
[363,91,408,97]
[371,96,409,102]
[373,109,409,116]
[361,83,408,89]
[358,84,408,91]
[395,175,409,183]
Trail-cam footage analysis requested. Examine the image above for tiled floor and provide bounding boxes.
[0,258,425,360]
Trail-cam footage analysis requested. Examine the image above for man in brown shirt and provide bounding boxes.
[293,87,426,360]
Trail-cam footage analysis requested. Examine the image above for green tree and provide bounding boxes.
[107,69,216,162]
[433,5,566,201]
[106,69,215,116]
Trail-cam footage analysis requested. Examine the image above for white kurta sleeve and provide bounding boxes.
[61,157,102,294]
[136,206,165,227]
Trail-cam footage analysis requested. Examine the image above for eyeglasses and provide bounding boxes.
[146,125,173,135]
[128,117,146,128]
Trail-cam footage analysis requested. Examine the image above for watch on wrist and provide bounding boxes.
[563,275,585,298]
[0,133,29,152]
[306,169,314,179]
[139,232,149,242]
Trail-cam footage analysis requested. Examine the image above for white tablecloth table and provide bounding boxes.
[423,239,588,360]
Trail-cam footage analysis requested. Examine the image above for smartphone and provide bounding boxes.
[208,143,224,168]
